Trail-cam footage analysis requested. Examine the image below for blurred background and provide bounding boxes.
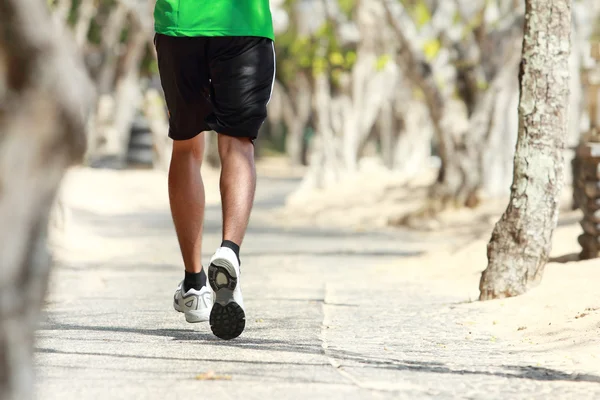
[48,0,600,229]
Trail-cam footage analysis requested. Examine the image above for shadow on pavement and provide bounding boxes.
[326,349,600,384]
[36,347,327,367]
[37,323,600,385]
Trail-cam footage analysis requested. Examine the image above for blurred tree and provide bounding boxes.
[281,0,408,188]
[384,0,524,212]
[47,0,156,168]
[480,0,572,300]
[281,0,529,203]
[38,0,600,199]
[0,0,92,398]
[281,0,598,215]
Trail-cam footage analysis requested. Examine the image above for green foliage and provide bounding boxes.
[67,0,80,26]
[337,0,356,18]
[399,0,432,28]
[275,2,357,89]
[87,17,103,45]
[422,39,441,61]
[140,46,159,78]
[375,54,391,72]
[412,1,432,28]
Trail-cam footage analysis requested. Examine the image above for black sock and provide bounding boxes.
[183,269,207,292]
[221,240,241,265]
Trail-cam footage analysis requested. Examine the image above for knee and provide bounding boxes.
[217,134,254,161]
[171,133,205,162]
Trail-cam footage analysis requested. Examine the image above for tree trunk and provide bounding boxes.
[306,74,345,188]
[0,0,92,398]
[96,2,129,95]
[84,4,129,164]
[383,0,525,211]
[479,73,520,198]
[279,75,311,166]
[286,119,307,165]
[480,0,572,300]
[51,0,72,25]
[101,17,148,166]
[392,99,433,178]
[432,44,522,208]
[340,0,397,172]
[297,0,397,191]
[378,102,396,169]
[73,0,96,48]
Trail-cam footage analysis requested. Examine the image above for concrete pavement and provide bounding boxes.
[35,168,600,399]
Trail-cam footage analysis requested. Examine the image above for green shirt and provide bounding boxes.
[154,0,275,41]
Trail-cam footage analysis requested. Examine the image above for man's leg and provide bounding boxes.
[154,33,214,323]
[218,134,256,248]
[204,135,255,340]
[168,133,214,323]
[205,36,275,340]
[168,133,205,278]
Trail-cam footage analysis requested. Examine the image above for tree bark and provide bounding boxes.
[96,2,129,95]
[377,101,396,169]
[277,75,311,166]
[306,74,345,188]
[102,16,149,166]
[73,0,96,48]
[480,0,572,300]
[383,0,525,210]
[0,0,92,398]
[51,0,72,25]
[392,98,433,178]
[432,44,522,207]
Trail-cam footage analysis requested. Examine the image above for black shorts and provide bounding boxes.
[154,34,276,141]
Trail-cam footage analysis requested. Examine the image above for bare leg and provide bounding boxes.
[217,134,256,246]
[168,133,205,273]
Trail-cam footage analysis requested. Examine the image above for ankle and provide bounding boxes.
[221,240,241,265]
[183,269,207,292]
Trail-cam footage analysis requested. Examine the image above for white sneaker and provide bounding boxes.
[207,247,245,340]
[173,281,213,323]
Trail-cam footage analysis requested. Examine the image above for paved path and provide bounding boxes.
[36,168,600,399]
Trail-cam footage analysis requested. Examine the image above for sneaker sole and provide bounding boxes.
[208,261,245,340]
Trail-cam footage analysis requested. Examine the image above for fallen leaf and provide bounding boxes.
[195,371,232,381]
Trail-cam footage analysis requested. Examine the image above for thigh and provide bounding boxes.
[206,36,276,140]
[154,34,212,141]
